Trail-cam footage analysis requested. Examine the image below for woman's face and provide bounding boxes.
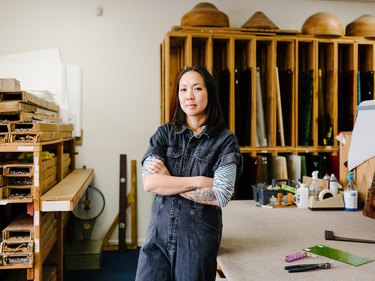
[178,70,208,120]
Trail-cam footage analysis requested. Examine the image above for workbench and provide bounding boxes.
[217,200,375,281]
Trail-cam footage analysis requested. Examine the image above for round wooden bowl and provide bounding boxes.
[346,15,375,37]
[181,2,229,27]
[302,12,344,36]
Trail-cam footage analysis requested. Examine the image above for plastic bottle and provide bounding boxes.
[329,173,339,195]
[296,183,309,208]
[344,171,358,211]
[323,173,330,189]
[309,171,321,199]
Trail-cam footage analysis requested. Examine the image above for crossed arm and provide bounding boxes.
[142,157,218,206]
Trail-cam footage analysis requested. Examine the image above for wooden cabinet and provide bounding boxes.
[0,138,92,281]
[160,26,375,198]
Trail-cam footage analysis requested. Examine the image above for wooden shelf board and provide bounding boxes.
[0,138,74,152]
[0,198,33,205]
[239,146,339,154]
[41,168,94,212]
[0,263,33,270]
[3,212,33,231]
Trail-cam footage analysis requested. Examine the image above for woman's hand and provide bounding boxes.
[142,156,215,204]
[145,157,170,175]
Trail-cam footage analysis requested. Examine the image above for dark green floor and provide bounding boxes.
[64,248,140,281]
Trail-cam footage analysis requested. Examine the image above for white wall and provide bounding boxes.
[0,0,374,245]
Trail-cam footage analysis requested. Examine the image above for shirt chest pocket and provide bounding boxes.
[166,147,218,177]
[193,148,217,177]
[166,147,182,175]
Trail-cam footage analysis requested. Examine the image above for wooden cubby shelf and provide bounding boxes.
[161,26,375,199]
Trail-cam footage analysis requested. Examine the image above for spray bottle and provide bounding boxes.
[309,171,321,199]
[344,171,358,211]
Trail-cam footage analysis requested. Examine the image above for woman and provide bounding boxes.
[135,66,243,281]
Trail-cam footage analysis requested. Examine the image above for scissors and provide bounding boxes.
[284,261,333,273]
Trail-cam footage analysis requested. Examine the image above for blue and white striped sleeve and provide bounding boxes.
[142,156,153,178]
[212,163,237,207]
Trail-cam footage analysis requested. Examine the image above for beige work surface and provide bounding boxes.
[218,200,375,281]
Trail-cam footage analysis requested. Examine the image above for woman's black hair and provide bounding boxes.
[171,66,227,135]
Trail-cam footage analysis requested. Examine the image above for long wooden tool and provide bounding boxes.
[103,158,138,250]
[119,154,127,251]
[129,160,138,249]
[275,66,285,147]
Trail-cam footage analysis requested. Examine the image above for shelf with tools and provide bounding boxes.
[160,26,374,198]
[0,138,77,281]
[0,87,93,281]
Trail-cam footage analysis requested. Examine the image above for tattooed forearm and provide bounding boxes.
[180,188,218,205]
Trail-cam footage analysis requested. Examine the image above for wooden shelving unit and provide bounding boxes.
[160,26,375,198]
[0,138,93,281]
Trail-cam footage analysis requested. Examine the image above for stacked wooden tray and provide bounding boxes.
[2,163,34,199]
[0,91,59,122]
[8,121,73,143]
[0,90,73,143]
[0,212,34,269]
[1,153,59,200]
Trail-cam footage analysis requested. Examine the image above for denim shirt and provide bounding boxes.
[142,123,243,179]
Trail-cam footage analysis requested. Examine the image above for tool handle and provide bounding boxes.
[335,236,375,244]
[288,264,319,273]
[284,264,310,270]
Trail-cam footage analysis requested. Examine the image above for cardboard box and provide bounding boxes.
[339,131,375,205]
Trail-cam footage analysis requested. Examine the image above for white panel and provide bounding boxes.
[62,64,82,137]
[0,49,82,137]
[0,48,62,98]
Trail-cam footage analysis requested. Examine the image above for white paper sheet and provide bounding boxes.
[0,48,62,96]
[348,100,375,171]
[0,48,82,137]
